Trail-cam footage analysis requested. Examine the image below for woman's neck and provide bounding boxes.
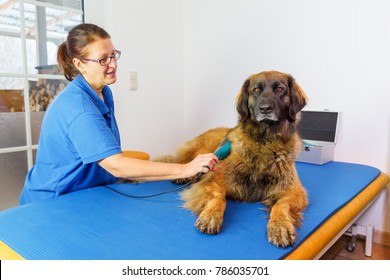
[95,90,104,102]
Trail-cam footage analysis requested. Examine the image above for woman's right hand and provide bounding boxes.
[181,153,219,178]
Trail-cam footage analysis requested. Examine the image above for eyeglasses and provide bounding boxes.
[79,50,121,66]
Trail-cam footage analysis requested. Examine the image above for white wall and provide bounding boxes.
[85,0,390,233]
[85,0,186,157]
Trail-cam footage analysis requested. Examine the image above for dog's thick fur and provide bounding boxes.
[158,70,308,247]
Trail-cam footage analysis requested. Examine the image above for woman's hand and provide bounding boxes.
[181,153,219,178]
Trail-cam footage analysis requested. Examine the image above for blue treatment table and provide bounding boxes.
[0,161,388,260]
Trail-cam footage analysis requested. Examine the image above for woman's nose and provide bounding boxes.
[109,57,118,67]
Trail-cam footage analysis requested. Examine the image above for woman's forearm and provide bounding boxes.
[98,153,217,181]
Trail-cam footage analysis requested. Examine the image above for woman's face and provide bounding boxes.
[73,38,118,94]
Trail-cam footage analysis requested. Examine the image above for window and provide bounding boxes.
[0,0,84,210]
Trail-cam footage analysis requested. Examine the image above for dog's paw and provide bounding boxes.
[117,178,144,184]
[172,178,192,185]
[195,212,223,235]
[267,219,296,247]
[173,174,200,185]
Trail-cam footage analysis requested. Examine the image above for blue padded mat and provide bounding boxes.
[0,161,381,260]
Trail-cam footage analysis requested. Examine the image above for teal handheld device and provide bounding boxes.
[214,137,231,160]
[203,137,231,173]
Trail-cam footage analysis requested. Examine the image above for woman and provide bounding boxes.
[20,23,218,204]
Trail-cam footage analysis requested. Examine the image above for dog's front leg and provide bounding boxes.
[267,201,297,247]
[181,178,227,235]
[266,183,307,247]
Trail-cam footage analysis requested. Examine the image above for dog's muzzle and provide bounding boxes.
[255,100,279,122]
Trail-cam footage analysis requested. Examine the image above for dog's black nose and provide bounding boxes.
[259,104,274,115]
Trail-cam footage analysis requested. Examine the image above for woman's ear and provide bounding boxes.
[72,58,85,74]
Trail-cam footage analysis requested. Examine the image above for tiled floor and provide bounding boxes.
[320,235,390,260]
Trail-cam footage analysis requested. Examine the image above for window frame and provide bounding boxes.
[0,0,84,170]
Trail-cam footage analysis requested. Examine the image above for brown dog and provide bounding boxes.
[158,70,308,247]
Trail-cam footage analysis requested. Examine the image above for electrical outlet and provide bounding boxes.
[129,71,138,91]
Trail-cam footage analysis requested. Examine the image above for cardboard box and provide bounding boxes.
[296,110,339,165]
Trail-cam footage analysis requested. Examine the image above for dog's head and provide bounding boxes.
[236,71,308,124]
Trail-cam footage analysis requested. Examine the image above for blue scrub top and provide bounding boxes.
[20,75,122,204]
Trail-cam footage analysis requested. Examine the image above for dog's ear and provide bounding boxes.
[287,75,308,122]
[236,78,251,122]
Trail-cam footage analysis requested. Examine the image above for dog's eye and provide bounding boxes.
[253,87,261,93]
[275,86,285,94]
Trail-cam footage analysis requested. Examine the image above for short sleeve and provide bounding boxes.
[67,112,122,164]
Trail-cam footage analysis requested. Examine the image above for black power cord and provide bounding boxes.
[103,173,202,198]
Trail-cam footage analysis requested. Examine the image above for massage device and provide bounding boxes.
[214,137,232,161]
[203,137,231,172]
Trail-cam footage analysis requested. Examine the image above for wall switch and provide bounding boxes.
[129,71,138,91]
